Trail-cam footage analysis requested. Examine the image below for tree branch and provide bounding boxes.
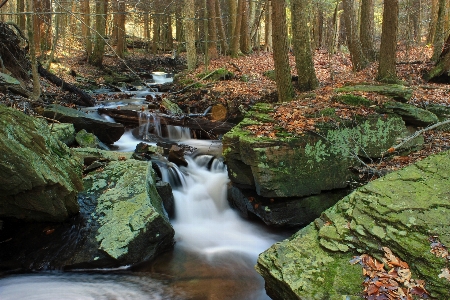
[0,0,9,10]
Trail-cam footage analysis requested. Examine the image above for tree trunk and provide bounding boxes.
[377,0,399,82]
[342,0,368,71]
[264,0,272,52]
[424,34,450,81]
[427,0,439,44]
[33,0,52,54]
[432,0,447,62]
[231,0,243,57]
[410,0,421,42]
[184,0,197,70]
[26,0,40,101]
[81,0,92,59]
[116,0,126,58]
[271,0,294,102]
[89,0,108,67]
[152,13,161,54]
[207,0,219,59]
[240,0,251,53]
[215,0,228,55]
[359,0,375,61]
[291,0,319,91]
[16,0,25,32]
[228,0,237,46]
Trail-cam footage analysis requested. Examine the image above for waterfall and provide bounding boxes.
[158,155,278,258]
[138,111,162,139]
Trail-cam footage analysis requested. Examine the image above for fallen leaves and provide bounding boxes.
[429,236,450,283]
[351,247,430,300]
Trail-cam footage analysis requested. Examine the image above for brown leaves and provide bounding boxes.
[429,236,450,283]
[351,247,430,300]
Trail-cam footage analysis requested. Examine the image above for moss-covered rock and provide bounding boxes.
[0,105,83,222]
[82,160,174,262]
[0,159,174,270]
[426,104,450,131]
[332,94,373,107]
[75,129,109,150]
[223,104,417,198]
[49,123,76,146]
[335,84,413,103]
[256,150,450,299]
[381,101,439,127]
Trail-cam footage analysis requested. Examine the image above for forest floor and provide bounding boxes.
[2,45,450,178]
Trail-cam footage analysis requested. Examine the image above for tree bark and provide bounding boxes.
[271,0,294,102]
[26,0,40,100]
[230,0,243,57]
[207,0,219,59]
[81,0,92,59]
[215,0,228,55]
[116,0,126,58]
[240,0,251,53]
[432,0,447,62]
[342,0,368,71]
[291,0,319,91]
[359,0,375,61]
[184,0,197,70]
[427,0,439,44]
[16,0,25,32]
[377,0,399,82]
[264,0,272,52]
[424,34,450,81]
[89,0,108,67]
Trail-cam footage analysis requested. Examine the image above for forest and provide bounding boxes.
[0,0,450,299]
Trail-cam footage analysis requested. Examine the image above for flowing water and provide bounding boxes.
[0,83,288,299]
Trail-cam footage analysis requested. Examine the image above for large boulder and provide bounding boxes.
[256,150,450,299]
[0,105,82,222]
[0,159,174,270]
[223,104,419,198]
[42,105,125,144]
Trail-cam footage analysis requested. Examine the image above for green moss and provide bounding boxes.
[263,70,276,80]
[335,84,413,102]
[332,94,372,107]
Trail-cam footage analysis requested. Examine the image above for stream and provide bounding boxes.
[0,74,289,300]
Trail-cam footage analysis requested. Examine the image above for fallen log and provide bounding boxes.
[38,64,96,107]
[97,108,235,137]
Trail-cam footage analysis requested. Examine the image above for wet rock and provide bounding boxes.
[168,145,188,167]
[0,105,82,222]
[228,186,349,228]
[42,104,124,144]
[0,159,175,270]
[256,150,450,299]
[72,147,134,165]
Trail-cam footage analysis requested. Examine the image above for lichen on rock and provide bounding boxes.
[256,150,450,299]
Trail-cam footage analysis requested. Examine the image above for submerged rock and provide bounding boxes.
[256,150,450,299]
[0,159,174,270]
[0,105,82,222]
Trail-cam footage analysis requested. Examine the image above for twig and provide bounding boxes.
[36,115,61,124]
[383,119,450,156]
[0,0,9,10]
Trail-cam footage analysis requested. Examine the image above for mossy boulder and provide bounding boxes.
[335,84,413,103]
[49,123,76,146]
[0,105,83,222]
[43,105,124,144]
[425,104,450,131]
[332,94,372,107]
[223,104,418,198]
[0,159,174,270]
[75,129,109,150]
[381,102,439,127]
[256,150,450,299]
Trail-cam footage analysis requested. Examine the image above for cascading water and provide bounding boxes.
[0,79,286,299]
